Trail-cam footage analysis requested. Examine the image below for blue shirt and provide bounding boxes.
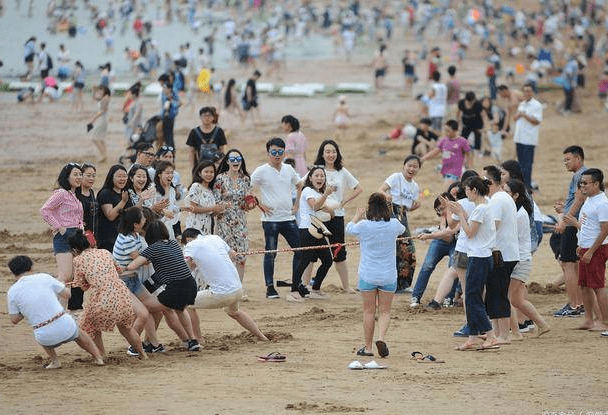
[161,91,179,119]
[565,166,587,218]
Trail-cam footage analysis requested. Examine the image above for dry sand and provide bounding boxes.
[1,27,608,415]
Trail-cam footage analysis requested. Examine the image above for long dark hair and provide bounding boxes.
[507,179,533,215]
[57,163,83,191]
[224,78,235,108]
[313,139,343,171]
[216,148,250,178]
[102,164,128,191]
[154,161,175,196]
[304,166,326,193]
[145,220,170,245]
[464,176,490,196]
[366,192,391,222]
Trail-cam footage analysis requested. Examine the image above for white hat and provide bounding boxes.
[308,215,332,239]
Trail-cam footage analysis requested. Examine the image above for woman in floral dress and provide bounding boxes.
[213,149,252,282]
[69,229,147,359]
[184,160,224,235]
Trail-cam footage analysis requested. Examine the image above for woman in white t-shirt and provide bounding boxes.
[448,176,499,350]
[378,154,421,293]
[310,140,363,293]
[346,193,405,358]
[288,167,336,303]
[504,179,550,338]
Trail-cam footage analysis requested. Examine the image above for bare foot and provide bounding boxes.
[575,322,595,330]
[588,322,608,332]
[343,287,357,294]
[454,341,478,351]
[533,325,551,338]
[511,333,524,341]
[495,337,511,345]
[139,351,149,360]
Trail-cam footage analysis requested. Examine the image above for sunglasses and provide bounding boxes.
[228,156,243,163]
[269,149,285,157]
[160,146,174,152]
[81,162,96,170]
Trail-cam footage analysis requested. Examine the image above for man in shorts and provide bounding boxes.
[182,229,268,341]
[564,168,608,332]
[553,146,586,317]
[7,255,104,369]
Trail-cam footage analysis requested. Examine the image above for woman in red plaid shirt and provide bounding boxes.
[40,163,85,284]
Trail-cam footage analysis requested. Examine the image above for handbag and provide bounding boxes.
[241,194,258,211]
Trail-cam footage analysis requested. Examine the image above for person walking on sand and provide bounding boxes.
[7,255,104,369]
[373,44,388,89]
[346,193,405,358]
[563,168,608,332]
[87,85,111,163]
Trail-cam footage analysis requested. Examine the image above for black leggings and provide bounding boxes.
[461,126,482,150]
[67,286,84,310]
[292,229,333,291]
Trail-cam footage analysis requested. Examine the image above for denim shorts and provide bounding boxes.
[121,275,144,295]
[53,227,79,254]
[358,278,397,293]
[443,173,460,182]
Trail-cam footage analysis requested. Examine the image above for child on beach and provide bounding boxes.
[421,119,472,187]
[486,122,505,161]
[334,95,350,135]
[346,193,405,358]
[411,117,438,156]
[7,255,104,369]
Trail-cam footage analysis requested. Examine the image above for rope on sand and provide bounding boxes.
[235,236,413,256]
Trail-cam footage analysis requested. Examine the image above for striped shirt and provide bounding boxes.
[112,233,144,267]
[141,239,192,284]
[40,189,84,234]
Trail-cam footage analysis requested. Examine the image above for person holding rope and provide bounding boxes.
[346,192,405,358]
[250,137,302,300]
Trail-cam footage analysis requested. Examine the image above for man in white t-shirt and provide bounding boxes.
[513,83,543,189]
[564,168,608,332]
[427,70,448,133]
[251,137,302,299]
[182,229,268,341]
[484,165,520,343]
[7,255,104,369]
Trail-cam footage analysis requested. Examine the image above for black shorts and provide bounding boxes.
[41,69,49,78]
[25,53,35,63]
[485,260,516,319]
[157,277,197,311]
[559,226,579,262]
[375,68,386,78]
[325,216,347,262]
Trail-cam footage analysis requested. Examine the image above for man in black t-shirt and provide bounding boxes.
[412,117,438,156]
[185,106,227,169]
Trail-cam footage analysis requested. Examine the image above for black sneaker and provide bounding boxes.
[151,344,165,353]
[266,285,280,299]
[298,285,310,298]
[143,342,153,353]
[426,300,442,310]
[187,339,200,352]
[276,280,292,287]
[127,345,140,357]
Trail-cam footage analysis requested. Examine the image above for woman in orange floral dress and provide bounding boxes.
[70,229,147,359]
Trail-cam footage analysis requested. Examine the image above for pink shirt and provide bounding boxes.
[285,131,308,176]
[437,136,471,178]
[40,189,84,234]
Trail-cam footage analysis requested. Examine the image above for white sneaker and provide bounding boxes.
[410,297,420,308]
[601,331,608,337]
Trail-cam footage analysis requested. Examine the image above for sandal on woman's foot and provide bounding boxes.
[454,342,478,351]
[356,346,374,356]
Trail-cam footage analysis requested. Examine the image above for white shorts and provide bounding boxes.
[192,288,242,313]
[511,259,532,283]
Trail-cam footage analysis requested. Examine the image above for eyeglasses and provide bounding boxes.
[269,149,285,157]
[579,181,595,186]
[160,146,174,152]
[142,151,155,157]
[228,156,243,163]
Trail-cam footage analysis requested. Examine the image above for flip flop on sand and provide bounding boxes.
[364,360,388,369]
[375,340,389,358]
[416,355,445,363]
[257,352,286,362]
[476,341,500,351]
[348,360,365,370]
[410,351,424,360]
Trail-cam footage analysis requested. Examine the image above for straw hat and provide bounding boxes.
[308,215,332,239]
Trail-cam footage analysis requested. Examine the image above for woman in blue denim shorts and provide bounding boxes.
[40,162,85,284]
[346,193,405,358]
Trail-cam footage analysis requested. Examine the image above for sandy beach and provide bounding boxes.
[2,3,608,414]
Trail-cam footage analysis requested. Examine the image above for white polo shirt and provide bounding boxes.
[251,162,299,222]
[513,97,543,146]
[578,192,608,249]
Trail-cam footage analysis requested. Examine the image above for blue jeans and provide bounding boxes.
[516,143,535,189]
[464,256,493,335]
[412,238,455,299]
[262,220,301,287]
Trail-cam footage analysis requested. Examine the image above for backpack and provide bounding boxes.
[47,54,53,70]
[139,115,161,145]
[195,126,221,162]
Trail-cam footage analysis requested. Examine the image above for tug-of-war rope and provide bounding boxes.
[235,236,413,256]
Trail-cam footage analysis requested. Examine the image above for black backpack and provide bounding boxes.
[195,126,221,162]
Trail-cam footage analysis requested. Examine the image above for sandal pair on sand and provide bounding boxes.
[410,351,445,363]
[257,352,286,362]
[348,360,388,370]
[356,340,389,358]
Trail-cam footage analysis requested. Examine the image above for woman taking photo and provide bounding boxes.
[97,164,133,252]
[184,160,222,235]
[213,149,252,282]
[447,176,499,350]
[40,163,84,284]
[346,193,405,358]
[282,115,308,176]
[378,154,421,293]
[288,166,336,303]
[311,139,362,293]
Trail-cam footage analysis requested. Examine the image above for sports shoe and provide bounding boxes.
[443,298,454,308]
[266,285,280,299]
[143,342,153,353]
[298,285,310,298]
[518,320,534,333]
[555,305,582,317]
[151,344,165,353]
[187,339,200,352]
[552,303,573,317]
[127,345,140,357]
[453,324,471,337]
[601,331,608,337]
[577,305,585,315]
[410,297,420,308]
[426,300,441,310]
